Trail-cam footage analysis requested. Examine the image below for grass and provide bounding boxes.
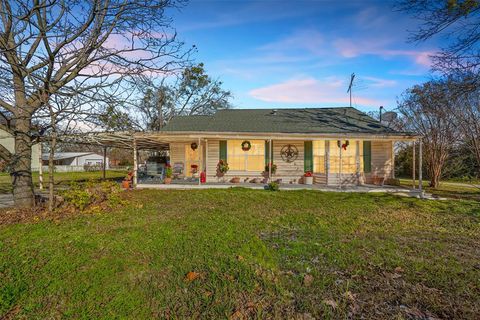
[0,170,127,194]
[1,189,479,319]
[399,178,480,201]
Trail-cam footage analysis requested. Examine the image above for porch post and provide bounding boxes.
[355,140,360,185]
[205,139,208,183]
[418,139,423,196]
[133,138,138,188]
[268,138,272,182]
[38,142,43,191]
[325,141,330,184]
[102,146,107,180]
[391,141,395,179]
[412,141,416,189]
[338,140,342,188]
[198,137,201,186]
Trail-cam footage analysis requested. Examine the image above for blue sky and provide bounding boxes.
[170,0,438,113]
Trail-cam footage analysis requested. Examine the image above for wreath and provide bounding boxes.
[241,140,251,151]
[337,140,350,150]
[190,142,198,150]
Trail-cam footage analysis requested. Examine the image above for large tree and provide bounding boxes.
[396,0,480,79]
[397,80,458,188]
[0,0,189,207]
[135,63,232,131]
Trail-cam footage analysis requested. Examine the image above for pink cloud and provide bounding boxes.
[334,38,434,67]
[249,77,385,106]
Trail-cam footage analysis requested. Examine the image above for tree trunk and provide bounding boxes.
[11,116,35,208]
[48,133,56,212]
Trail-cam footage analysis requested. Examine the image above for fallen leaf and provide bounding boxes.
[236,255,245,261]
[344,290,355,301]
[184,271,200,282]
[229,310,243,320]
[303,274,314,287]
[323,299,338,309]
[394,266,404,273]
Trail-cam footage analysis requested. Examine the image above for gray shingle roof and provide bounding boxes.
[162,107,407,135]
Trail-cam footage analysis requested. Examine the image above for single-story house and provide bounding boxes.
[42,152,109,172]
[157,107,417,185]
[0,128,41,171]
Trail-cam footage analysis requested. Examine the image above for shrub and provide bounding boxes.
[266,181,279,191]
[61,180,125,212]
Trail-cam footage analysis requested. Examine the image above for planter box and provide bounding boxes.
[304,176,313,185]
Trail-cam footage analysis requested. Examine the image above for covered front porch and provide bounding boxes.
[56,131,423,193]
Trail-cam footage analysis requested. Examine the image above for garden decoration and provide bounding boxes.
[241,140,251,151]
[190,142,198,150]
[337,140,350,150]
[280,144,298,163]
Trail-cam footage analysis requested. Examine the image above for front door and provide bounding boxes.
[185,144,202,177]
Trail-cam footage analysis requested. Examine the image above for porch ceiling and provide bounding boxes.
[52,130,418,150]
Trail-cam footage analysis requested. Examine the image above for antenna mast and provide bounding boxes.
[347,73,355,108]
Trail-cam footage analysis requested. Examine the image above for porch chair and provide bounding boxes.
[172,162,185,179]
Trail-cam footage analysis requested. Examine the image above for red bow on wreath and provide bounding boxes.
[337,140,349,150]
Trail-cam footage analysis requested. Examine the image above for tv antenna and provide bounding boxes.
[347,73,355,108]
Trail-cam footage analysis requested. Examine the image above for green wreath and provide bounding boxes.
[241,140,251,151]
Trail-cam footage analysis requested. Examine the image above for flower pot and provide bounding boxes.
[164,177,172,184]
[122,180,131,189]
[304,176,313,185]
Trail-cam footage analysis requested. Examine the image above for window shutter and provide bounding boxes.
[265,141,271,166]
[219,141,227,161]
[304,141,313,172]
[363,141,371,173]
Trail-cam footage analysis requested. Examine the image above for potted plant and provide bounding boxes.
[216,159,229,177]
[164,164,173,184]
[264,162,277,175]
[122,171,134,189]
[304,171,314,185]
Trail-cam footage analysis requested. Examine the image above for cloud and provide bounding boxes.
[333,38,434,67]
[249,77,385,106]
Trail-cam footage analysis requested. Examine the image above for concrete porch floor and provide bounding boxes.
[136,182,432,198]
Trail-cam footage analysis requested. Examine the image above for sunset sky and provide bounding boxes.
[171,0,439,112]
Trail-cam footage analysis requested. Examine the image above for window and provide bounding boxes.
[227,140,265,171]
[313,140,325,173]
[329,140,363,174]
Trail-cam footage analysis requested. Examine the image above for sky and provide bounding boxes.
[169,0,439,113]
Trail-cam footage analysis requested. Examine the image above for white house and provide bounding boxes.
[0,128,41,171]
[42,152,109,172]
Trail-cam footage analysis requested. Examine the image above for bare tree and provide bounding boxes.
[396,0,480,79]
[397,80,458,188]
[0,0,190,207]
[133,63,232,131]
[451,84,480,175]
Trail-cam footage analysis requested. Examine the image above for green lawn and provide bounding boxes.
[399,178,480,201]
[0,170,127,194]
[1,189,479,319]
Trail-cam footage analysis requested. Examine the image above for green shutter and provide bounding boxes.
[304,141,313,172]
[265,141,271,166]
[363,141,371,173]
[219,140,227,161]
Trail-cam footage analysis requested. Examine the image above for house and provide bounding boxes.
[156,107,417,185]
[0,128,41,171]
[41,152,109,172]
